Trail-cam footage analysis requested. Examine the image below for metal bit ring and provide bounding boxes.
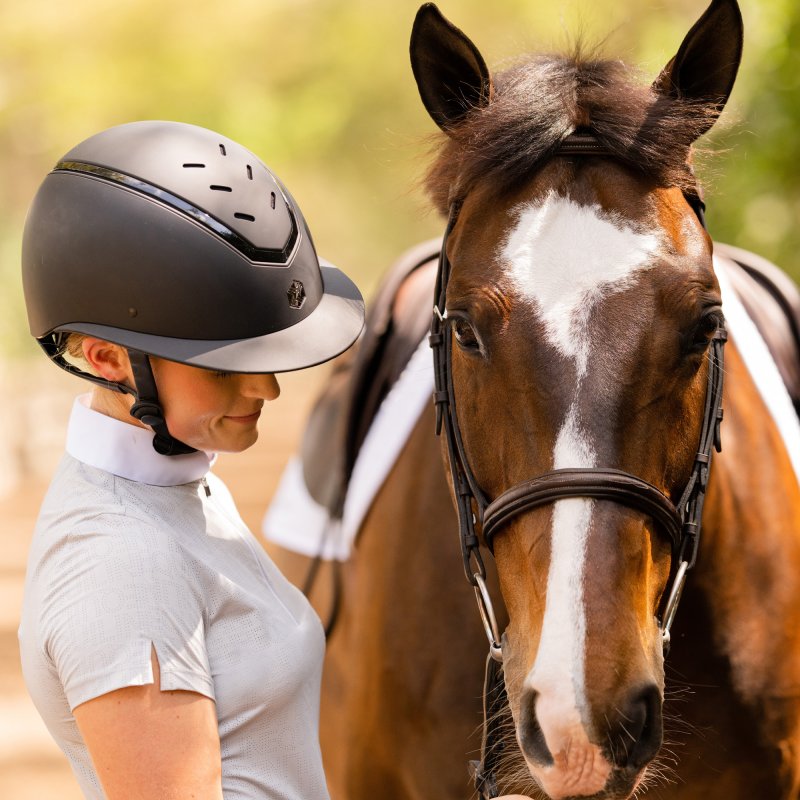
[473,572,503,662]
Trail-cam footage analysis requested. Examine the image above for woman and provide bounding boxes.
[17,119,366,800]
[18,120,531,800]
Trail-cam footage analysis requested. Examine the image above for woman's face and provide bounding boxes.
[150,358,281,453]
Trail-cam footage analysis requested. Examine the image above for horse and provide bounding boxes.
[264,1,800,798]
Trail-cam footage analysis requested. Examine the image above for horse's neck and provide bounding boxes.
[697,336,800,785]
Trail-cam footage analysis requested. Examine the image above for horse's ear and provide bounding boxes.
[410,3,493,133]
[652,0,743,137]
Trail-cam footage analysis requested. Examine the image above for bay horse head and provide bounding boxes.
[411,1,742,797]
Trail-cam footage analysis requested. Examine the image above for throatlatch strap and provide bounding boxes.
[127,350,196,456]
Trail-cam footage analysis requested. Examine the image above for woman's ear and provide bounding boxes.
[82,338,133,385]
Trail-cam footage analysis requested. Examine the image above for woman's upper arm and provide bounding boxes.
[73,648,223,800]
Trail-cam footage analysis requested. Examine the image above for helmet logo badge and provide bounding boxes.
[288,280,306,310]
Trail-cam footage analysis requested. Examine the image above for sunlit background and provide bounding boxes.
[2,0,799,362]
[0,0,797,796]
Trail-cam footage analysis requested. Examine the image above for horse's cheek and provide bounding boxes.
[494,532,549,708]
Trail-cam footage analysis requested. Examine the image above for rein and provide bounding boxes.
[428,132,726,798]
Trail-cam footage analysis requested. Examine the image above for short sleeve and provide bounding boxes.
[41,517,214,710]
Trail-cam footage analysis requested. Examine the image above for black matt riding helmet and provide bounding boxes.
[22,120,365,455]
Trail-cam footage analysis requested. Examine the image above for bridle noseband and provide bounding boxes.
[429,132,726,796]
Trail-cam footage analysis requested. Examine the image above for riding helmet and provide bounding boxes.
[22,120,365,375]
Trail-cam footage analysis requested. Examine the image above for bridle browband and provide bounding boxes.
[429,132,726,798]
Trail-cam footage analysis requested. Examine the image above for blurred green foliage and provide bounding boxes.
[1,0,798,357]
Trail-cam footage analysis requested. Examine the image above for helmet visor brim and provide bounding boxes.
[57,263,365,373]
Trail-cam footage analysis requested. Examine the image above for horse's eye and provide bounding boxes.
[452,317,480,351]
[687,310,723,354]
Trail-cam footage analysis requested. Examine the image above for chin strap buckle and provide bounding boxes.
[127,350,197,456]
[129,400,164,429]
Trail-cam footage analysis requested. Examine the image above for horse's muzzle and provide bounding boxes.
[517,683,663,799]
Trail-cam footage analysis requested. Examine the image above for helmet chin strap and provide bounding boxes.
[126,350,197,456]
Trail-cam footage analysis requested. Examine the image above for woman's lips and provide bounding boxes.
[224,410,262,424]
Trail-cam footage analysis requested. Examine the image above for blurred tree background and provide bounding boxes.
[1,0,798,359]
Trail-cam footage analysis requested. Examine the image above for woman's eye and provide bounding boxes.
[214,371,233,379]
[452,317,480,351]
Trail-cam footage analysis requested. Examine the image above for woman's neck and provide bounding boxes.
[90,386,149,429]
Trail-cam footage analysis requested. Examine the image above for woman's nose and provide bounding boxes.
[240,373,280,401]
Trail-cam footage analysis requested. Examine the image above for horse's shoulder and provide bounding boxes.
[300,238,441,515]
[715,242,800,410]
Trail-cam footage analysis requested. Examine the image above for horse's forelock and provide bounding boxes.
[424,52,721,215]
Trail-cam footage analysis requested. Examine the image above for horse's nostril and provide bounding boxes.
[612,685,663,770]
[518,690,554,766]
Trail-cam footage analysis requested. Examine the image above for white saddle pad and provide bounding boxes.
[263,338,435,560]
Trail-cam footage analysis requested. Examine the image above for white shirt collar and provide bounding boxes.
[66,394,215,486]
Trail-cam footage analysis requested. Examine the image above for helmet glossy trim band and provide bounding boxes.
[54,160,299,265]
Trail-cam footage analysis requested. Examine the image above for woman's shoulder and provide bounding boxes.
[31,454,195,570]
[37,453,125,525]
[24,460,206,642]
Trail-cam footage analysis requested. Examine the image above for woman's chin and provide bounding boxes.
[211,428,260,454]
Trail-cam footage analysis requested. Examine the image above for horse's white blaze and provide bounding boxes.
[503,191,660,376]
[537,404,594,724]
[528,407,610,797]
[502,194,661,795]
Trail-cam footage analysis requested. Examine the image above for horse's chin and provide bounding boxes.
[524,757,647,800]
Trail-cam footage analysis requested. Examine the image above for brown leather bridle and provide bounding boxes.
[428,133,726,797]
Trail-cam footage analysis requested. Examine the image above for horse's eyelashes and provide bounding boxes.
[686,309,723,354]
[452,316,481,351]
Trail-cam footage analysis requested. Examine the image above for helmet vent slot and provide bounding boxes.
[49,134,304,269]
[219,144,227,156]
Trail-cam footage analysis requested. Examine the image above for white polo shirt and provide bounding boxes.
[18,395,329,800]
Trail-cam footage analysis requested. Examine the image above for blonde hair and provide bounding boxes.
[64,332,87,360]
[61,332,99,376]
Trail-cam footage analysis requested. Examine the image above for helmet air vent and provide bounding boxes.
[210,185,232,192]
[270,192,276,209]
[246,165,253,180]
[183,163,205,168]
[219,144,227,156]
[234,212,255,222]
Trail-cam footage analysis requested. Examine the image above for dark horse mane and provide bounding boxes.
[424,51,723,214]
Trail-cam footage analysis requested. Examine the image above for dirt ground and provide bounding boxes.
[0,360,324,798]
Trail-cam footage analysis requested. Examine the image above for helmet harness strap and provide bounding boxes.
[127,350,197,456]
[36,335,196,457]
